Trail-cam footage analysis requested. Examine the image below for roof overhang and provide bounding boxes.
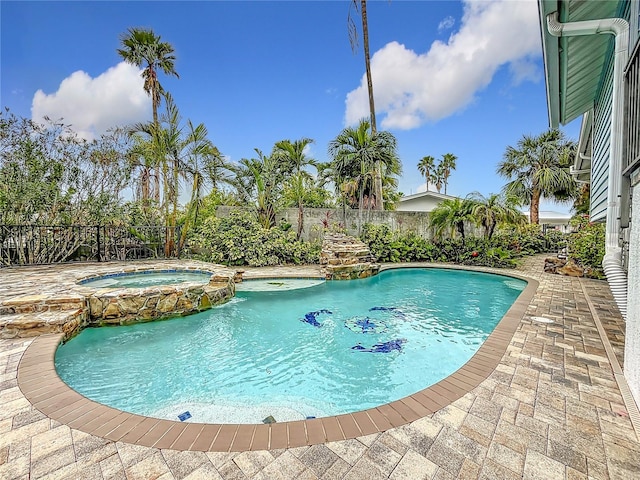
[539,0,623,127]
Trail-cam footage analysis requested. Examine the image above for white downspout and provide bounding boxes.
[547,12,629,318]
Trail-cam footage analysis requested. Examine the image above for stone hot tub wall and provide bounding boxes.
[85,275,235,327]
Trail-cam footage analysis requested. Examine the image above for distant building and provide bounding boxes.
[397,191,458,212]
[399,193,573,233]
[521,211,573,233]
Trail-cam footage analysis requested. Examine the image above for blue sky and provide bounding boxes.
[1,0,580,210]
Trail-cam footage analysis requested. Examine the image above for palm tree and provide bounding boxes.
[434,163,445,193]
[118,28,179,127]
[119,28,178,213]
[273,138,315,239]
[467,192,526,240]
[348,1,383,210]
[497,129,577,224]
[237,151,280,229]
[417,156,436,192]
[429,198,474,240]
[440,153,457,195]
[129,94,218,255]
[328,118,401,221]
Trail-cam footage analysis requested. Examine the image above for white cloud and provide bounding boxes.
[345,0,541,130]
[31,62,150,140]
[438,16,455,33]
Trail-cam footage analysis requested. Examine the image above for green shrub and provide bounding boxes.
[543,229,568,252]
[188,210,320,266]
[567,216,605,277]
[359,224,518,268]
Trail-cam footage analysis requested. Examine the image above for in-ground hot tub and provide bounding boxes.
[76,268,236,329]
[79,269,214,288]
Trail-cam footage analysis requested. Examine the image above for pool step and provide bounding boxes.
[0,308,86,339]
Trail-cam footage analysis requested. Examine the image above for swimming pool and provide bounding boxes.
[79,270,213,288]
[55,268,526,424]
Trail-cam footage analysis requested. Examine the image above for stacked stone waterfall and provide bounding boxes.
[321,233,380,280]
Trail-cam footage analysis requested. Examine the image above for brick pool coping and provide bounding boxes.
[17,265,538,452]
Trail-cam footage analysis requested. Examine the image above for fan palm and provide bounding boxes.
[497,129,577,224]
[417,156,435,192]
[467,192,526,240]
[440,153,457,195]
[118,28,179,127]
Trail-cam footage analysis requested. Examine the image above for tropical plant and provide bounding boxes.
[348,0,383,210]
[429,198,474,240]
[118,28,179,208]
[235,150,282,229]
[467,192,526,240]
[118,28,179,127]
[273,138,316,238]
[129,94,220,254]
[327,118,401,218]
[417,156,436,192]
[440,153,457,194]
[567,215,605,277]
[190,210,320,266]
[497,129,577,224]
[572,183,590,215]
[434,162,445,193]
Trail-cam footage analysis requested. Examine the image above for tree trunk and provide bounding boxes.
[361,1,383,211]
[297,200,304,240]
[530,189,541,224]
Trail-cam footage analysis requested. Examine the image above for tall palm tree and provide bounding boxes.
[118,28,179,127]
[440,153,457,195]
[497,129,577,224]
[429,198,474,240]
[328,118,401,216]
[119,28,178,213]
[434,163,445,193]
[417,156,435,192]
[273,138,316,238]
[348,1,383,210]
[467,192,525,240]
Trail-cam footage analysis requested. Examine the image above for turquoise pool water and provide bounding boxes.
[56,268,526,424]
[79,270,212,288]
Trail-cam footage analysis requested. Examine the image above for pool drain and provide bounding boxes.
[530,316,554,324]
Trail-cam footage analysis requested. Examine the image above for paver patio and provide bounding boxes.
[1,255,639,479]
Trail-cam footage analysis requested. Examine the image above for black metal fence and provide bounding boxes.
[0,225,181,267]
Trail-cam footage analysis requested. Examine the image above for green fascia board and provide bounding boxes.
[538,0,624,127]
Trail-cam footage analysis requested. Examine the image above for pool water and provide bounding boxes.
[56,268,525,423]
[80,270,212,288]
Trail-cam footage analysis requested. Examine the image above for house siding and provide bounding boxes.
[625,183,640,407]
[590,57,614,222]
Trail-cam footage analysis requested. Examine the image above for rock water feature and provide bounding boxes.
[320,233,380,280]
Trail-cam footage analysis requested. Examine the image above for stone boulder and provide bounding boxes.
[557,260,584,277]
